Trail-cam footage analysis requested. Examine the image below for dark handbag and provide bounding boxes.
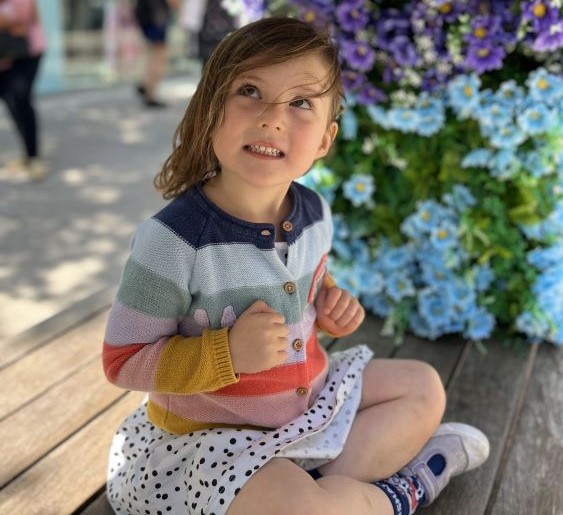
[0,31,29,60]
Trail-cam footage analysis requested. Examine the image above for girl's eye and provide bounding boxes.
[238,84,260,98]
[290,97,313,110]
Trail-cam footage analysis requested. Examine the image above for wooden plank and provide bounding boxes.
[329,314,397,358]
[0,310,108,419]
[392,333,466,386]
[0,391,145,515]
[0,358,124,488]
[77,490,114,515]
[422,341,533,515]
[487,344,563,515]
[0,288,113,369]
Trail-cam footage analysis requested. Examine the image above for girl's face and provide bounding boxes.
[211,52,338,193]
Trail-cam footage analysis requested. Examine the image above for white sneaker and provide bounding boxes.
[398,422,490,506]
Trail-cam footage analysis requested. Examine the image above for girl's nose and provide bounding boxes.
[258,104,283,131]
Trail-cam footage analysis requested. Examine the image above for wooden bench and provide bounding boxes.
[1,289,561,514]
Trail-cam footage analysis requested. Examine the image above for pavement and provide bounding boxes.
[0,73,201,343]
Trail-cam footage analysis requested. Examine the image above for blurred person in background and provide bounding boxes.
[0,0,47,180]
[134,0,179,108]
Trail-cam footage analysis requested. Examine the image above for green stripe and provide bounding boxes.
[117,258,191,318]
[191,272,315,326]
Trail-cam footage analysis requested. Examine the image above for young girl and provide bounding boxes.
[103,17,489,515]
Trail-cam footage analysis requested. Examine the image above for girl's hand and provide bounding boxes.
[315,286,365,337]
[228,300,289,374]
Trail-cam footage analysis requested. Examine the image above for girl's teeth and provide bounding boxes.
[247,145,282,157]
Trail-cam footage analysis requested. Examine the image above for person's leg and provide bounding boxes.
[5,56,41,159]
[143,41,167,102]
[319,359,446,481]
[227,458,394,515]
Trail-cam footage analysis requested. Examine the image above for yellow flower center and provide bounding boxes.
[351,9,360,19]
[531,111,541,120]
[538,77,549,90]
[304,10,316,23]
[463,85,474,97]
[533,3,547,17]
[355,183,366,192]
[474,27,487,38]
[358,46,367,56]
[439,3,452,14]
[477,48,490,57]
[437,229,449,240]
[422,211,431,221]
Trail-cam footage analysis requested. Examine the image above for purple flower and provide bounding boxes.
[467,15,502,45]
[390,34,420,67]
[335,2,370,33]
[376,8,411,51]
[342,69,365,92]
[434,1,464,23]
[464,43,506,73]
[357,82,387,106]
[341,39,377,72]
[531,20,563,52]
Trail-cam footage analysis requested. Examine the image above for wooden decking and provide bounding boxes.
[0,290,561,514]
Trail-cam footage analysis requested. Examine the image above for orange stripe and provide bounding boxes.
[102,342,145,382]
[212,332,327,397]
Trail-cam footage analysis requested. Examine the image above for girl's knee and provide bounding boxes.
[410,361,446,421]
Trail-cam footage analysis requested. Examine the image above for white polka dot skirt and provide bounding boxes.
[106,345,373,515]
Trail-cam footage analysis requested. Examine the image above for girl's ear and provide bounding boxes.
[315,121,339,159]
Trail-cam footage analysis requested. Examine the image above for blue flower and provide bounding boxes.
[340,109,359,140]
[342,174,375,207]
[408,312,442,340]
[516,310,550,341]
[366,105,391,128]
[447,74,481,118]
[520,149,554,178]
[446,279,477,313]
[430,220,458,250]
[487,124,527,149]
[461,148,493,168]
[517,103,557,135]
[386,272,416,302]
[489,149,521,180]
[388,107,421,133]
[418,288,452,330]
[362,293,390,318]
[527,68,563,106]
[420,258,453,288]
[473,264,495,292]
[463,307,495,340]
[442,184,477,212]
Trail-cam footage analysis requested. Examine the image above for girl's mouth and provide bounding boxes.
[244,144,285,158]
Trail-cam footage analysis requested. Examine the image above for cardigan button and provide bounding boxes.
[296,387,308,396]
[292,339,304,351]
[283,282,296,294]
[260,229,272,236]
[282,221,294,232]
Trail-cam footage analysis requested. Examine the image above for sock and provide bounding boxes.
[307,468,323,480]
[374,474,425,515]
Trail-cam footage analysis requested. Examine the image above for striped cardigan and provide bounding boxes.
[102,181,334,434]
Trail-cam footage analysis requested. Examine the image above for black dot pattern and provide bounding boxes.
[106,346,372,514]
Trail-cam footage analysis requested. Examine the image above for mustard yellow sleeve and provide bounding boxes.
[153,327,239,394]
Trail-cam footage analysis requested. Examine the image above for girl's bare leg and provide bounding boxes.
[228,458,394,515]
[229,359,445,515]
[142,42,167,100]
[319,359,446,480]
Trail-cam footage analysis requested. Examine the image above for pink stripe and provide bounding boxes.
[149,357,329,428]
[105,300,178,346]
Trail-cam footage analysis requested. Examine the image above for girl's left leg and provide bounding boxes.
[319,359,446,481]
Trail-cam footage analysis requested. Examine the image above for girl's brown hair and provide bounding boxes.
[154,17,343,199]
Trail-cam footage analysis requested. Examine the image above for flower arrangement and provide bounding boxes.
[225,0,563,347]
